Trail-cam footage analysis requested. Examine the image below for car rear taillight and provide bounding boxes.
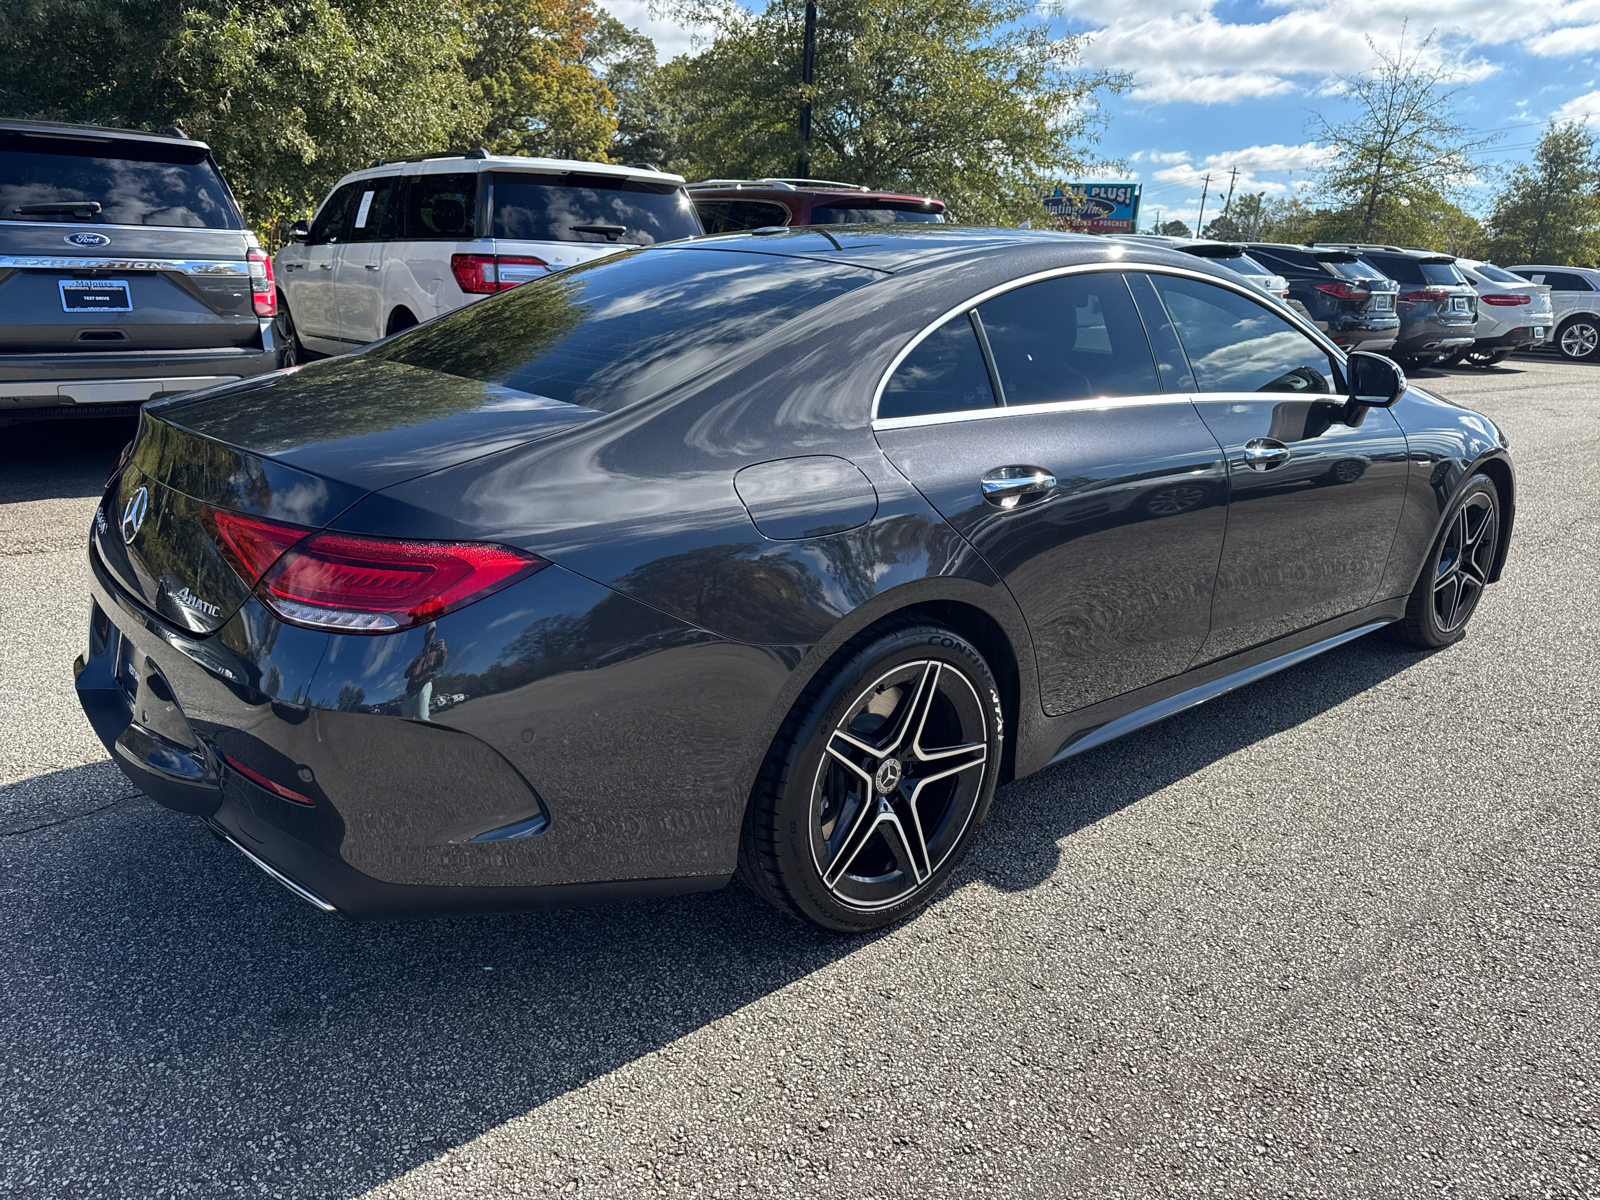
[106,438,134,487]
[1480,294,1531,306]
[450,253,549,294]
[223,754,315,805]
[247,248,277,317]
[1400,289,1450,302]
[206,508,312,587]
[1313,281,1367,299]
[206,508,549,632]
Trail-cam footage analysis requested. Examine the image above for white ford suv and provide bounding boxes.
[1506,264,1600,362]
[272,151,702,360]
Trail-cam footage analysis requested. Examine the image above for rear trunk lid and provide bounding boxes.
[95,356,604,632]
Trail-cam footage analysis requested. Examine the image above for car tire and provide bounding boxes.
[1439,347,1469,367]
[274,297,304,368]
[1556,316,1600,362]
[737,617,1004,932]
[1462,348,1510,368]
[1388,474,1502,649]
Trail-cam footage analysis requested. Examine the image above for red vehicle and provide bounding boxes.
[687,178,945,232]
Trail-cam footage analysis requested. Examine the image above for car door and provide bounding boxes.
[873,270,1228,716]
[1132,271,1410,662]
[290,182,361,343]
[332,174,402,343]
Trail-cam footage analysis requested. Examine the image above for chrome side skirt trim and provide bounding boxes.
[1047,620,1392,767]
[212,826,338,913]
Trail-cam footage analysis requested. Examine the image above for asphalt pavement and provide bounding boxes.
[1,358,1595,1199]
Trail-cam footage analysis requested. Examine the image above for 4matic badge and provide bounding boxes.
[172,586,221,618]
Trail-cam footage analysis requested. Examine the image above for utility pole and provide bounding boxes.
[1222,166,1238,214]
[1195,173,1212,235]
[796,0,817,179]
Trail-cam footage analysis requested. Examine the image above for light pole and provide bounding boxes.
[796,0,817,179]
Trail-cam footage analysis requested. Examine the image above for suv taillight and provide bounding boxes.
[205,507,549,634]
[247,248,276,317]
[450,254,549,294]
[1313,281,1367,299]
[1399,289,1450,302]
[1480,294,1530,306]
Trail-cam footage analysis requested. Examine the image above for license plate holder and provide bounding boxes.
[1450,296,1469,313]
[60,279,132,313]
[1373,294,1392,311]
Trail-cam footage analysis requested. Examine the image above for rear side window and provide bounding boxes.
[1472,262,1525,284]
[808,204,943,224]
[696,198,792,233]
[491,173,700,245]
[1544,271,1594,291]
[879,314,996,419]
[404,173,478,240]
[0,132,242,229]
[369,248,878,414]
[977,273,1160,404]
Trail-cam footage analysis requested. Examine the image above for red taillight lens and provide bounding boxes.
[1313,281,1365,299]
[1400,289,1450,302]
[449,253,548,294]
[207,508,312,586]
[259,532,548,633]
[223,754,314,805]
[248,248,277,316]
[1481,293,1530,306]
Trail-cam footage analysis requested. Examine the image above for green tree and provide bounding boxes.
[584,14,683,169]
[464,0,616,161]
[1154,219,1191,237]
[658,0,1125,224]
[1486,122,1600,265]
[1312,28,1494,243]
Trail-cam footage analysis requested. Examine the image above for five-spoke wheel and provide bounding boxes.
[738,621,1003,931]
[1391,473,1502,647]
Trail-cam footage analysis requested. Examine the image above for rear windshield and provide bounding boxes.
[1324,258,1383,281]
[808,204,943,224]
[368,248,879,413]
[1471,262,1525,284]
[1209,253,1272,277]
[490,172,701,246]
[0,132,242,229]
[1367,255,1466,286]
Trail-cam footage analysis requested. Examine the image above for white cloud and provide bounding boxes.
[600,0,706,59]
[1554,88,1600,125]
[1130,150,1193,164]
[1529,24,1600,55]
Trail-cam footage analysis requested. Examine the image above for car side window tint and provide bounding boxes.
[1551,272,1594,291]
[308,183,362,245]
[976,273,1160,405]
[700,199,791,233]
[346,177,401,243]
[1152,274,1338,395]
[879,313,996,420]
[403,173,478,240]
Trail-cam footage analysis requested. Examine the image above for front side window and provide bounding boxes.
[308,183,363,244]
[345,178,402,243]
[976,273,1160,405]
[491,173,700,245]
[879,314,996,420]
[1152,274,1338,395]
[0,132,243,229]
[404,173,478,240]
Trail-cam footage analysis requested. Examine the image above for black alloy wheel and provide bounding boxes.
[1557,317,1600,362]
[738,620,1003,932]
[273,298,302,369]
[1391,474,1501,648]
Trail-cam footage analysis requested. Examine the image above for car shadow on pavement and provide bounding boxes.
[0,417,138,505]
[0,632,1427,1200]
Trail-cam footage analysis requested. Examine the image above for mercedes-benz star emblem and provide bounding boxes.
[874,757,903,794]
[120,486,149,544]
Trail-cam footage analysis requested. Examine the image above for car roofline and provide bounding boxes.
[353,151,685,184]
[0,118,210,152]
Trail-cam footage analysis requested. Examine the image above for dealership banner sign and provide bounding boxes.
[1043,184,1142,234]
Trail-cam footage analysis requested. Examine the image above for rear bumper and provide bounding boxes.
[1394,333,1474,358]
[0,338,279,418]
[1473,326,1548,350]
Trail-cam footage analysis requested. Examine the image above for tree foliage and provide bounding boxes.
[656,0,1124,223]
[1312,28,1493,244]
[1486,122,1600,266]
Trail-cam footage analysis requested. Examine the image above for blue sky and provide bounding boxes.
[610,0,1600,225]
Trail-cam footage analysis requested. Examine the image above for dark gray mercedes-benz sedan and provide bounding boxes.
[0,119,281,428]
[75,227,1514,932]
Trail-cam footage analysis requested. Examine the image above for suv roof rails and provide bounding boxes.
[686,177,871,192]
[369,147,491,169]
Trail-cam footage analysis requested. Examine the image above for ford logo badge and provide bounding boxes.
[64,231,112,247]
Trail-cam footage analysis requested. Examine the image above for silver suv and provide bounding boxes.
[272,151,702,361]
[0,120,280,428]
[1506,264,1600,362]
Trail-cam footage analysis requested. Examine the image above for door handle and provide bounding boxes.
[319,263,333,270]
[1241,438,1291,470]
[365,264,380,271]
[981,466,1056,508]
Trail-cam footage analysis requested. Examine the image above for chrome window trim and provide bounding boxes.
[0,255,248,275]
[869,260,1346,429]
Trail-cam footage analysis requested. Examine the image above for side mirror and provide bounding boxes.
[291,220,310,243]
[1345,350,1406,408]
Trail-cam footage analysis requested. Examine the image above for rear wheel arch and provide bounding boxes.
[385,306,418,336]
[1473,454,1514,583]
